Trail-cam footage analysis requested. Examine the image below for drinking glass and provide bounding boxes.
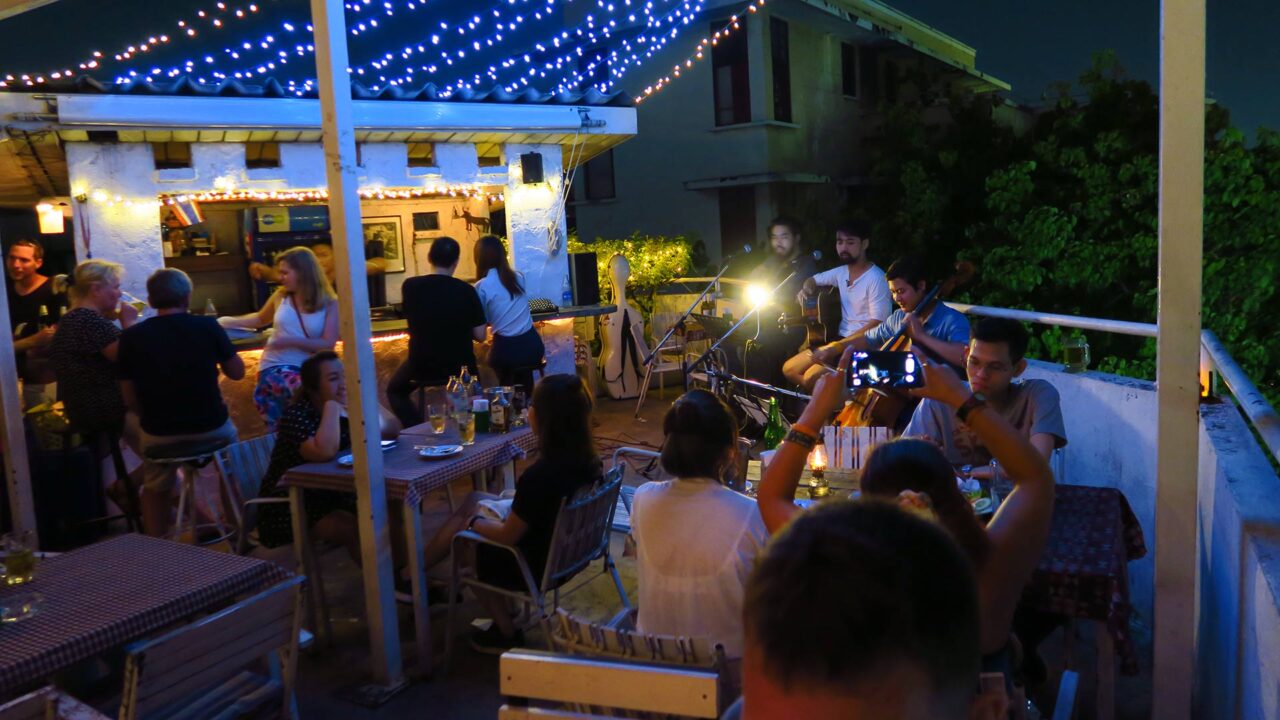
[2,531,36,585]
[510,386,528,427]
[456,411,476,445]
[1063,336,1090,373]
[427,403,448,434]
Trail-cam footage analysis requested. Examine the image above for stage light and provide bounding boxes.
[746,283,771,308]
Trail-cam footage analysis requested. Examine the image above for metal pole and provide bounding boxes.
[309,0,403,686]
[1153,0,1205,715]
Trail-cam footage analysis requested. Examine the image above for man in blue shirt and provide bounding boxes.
[790,256,970,391]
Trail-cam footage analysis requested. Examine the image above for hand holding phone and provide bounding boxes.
[846,350,924,390]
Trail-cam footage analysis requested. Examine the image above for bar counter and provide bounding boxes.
[218,304,614,437]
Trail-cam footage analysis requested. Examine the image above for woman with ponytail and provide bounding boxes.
[757,347,1055,664]
[630,389,767,676]
[473,235,545,388]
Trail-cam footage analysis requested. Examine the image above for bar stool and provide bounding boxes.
[144,437,238,545]
[507,358,547,391]
[62,428,141,534]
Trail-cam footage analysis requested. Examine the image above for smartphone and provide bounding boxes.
[380,439,398,451]
[846,350,924,390]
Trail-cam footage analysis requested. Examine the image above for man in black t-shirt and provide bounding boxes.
[118,268,245,536]
[387,236,487,426]
[5,239,65,406]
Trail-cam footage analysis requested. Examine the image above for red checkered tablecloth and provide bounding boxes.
[1022,484,1147,675]
[0,534,291,694]
[283,427,537,507]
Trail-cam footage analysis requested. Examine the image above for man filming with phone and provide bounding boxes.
[784,256,969,392]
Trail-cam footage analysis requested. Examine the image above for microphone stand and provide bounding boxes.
[687,271,797,373]
[707,367,812,402]
[641,261,736,368]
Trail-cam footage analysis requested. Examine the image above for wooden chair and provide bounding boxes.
[552,608,735,713]
[445,468,630,665]
[498,649,721,720]
[0,687,107,720]
[117,576,304,720]
[212,433,277,555]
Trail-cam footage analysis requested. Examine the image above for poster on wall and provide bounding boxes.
[362,216,405,273]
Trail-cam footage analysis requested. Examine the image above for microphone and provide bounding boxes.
[791,249,823,264]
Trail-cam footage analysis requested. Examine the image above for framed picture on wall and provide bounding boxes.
[362,216,405,273]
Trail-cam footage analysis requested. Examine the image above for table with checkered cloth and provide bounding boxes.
[1021,484,1147,676]
[282,426,536,507]
[0,534,291,694]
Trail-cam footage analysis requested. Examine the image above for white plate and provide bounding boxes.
[972,497,993,514]
[336,441,398,467]
[419,445,464,459]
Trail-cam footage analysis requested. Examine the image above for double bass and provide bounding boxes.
[835,261,976,428]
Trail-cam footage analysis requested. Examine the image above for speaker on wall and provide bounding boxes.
[568,252,600,307]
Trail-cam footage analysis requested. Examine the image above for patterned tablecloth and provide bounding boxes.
[1022,484,1147,675]
[0,534,292,694]
[282,426,537,507]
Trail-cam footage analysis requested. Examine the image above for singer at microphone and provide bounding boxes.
[736,216,820,387]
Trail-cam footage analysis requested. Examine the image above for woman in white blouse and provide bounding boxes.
[630,389,766,683]
[473,235,545,388]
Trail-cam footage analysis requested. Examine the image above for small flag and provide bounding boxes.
[169,199,204,227]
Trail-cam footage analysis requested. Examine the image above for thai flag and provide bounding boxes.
[170,199,204,227]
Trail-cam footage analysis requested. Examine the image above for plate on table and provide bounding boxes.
[972,497,993,515]
[0,590,43,623]
[336,441,399,467]
[419,445,464,460]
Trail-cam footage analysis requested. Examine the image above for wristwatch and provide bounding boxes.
[956,393,987,423]
[784,426,820,450]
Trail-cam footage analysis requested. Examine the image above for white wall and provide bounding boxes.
[64,140,558,301]
[1021,361,1159,628]
[1195,402,1280,719]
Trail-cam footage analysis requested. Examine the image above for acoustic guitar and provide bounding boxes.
[835,261,976,429]
[777,287,835,352]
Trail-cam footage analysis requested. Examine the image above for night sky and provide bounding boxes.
[0,0,1275,137]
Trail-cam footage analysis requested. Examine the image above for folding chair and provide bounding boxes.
[446,469,630,666]
[498,649,721,719]
[212,433,277,555]
[118,576,304,720]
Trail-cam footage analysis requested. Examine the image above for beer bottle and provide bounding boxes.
[762,397,785,450]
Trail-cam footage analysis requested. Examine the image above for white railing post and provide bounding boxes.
[309,0,403,686]
[1153,0,1206,716]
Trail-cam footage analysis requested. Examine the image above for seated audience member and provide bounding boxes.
[219,247,338,432]
[784,256,969,396]
[118,269,245,536]
[905,317,1067,477]
[630,390,766,674]
[387,236,487,425]
[419,374,600,654]
[474,235,545,389]
[758,348,1055,662]
[736,501,1004,720]
[255,351,403,558]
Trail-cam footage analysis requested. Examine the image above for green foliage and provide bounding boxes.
[862,50,1280,403]
[567,231,702,316]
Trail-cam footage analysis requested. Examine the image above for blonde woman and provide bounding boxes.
[49,259,139,437]
[220,247,339,431]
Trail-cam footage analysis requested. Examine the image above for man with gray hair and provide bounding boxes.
[118,268,245,536]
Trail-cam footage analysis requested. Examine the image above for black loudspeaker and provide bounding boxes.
[520,152,544,184]
[568,252,600,307]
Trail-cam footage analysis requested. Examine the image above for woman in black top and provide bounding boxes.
[420,373,601,653]
[256,351,402,558]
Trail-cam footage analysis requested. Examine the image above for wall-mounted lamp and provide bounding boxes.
[36,198,71,234]
[520,152,544,185]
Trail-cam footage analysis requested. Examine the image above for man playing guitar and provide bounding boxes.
[743,216,818,387]
[781,220,892,389]
[784,256,970,392]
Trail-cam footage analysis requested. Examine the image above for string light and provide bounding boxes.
[0,1,268,88]
[158,185,506,205]
[635,0,764,103]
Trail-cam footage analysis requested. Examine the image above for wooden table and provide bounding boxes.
[0,535,290,695]
[281,425,537,676]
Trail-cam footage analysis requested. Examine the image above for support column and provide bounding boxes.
[504,143,569,302]
[1153,0,1205,717]
[309,0,403,686]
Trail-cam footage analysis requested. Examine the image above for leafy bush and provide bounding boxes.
[567,231,703,316]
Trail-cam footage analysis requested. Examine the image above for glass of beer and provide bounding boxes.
[1063,336,1091,373]
[2,532,36,586]
[456,411,476,445]
[427,403,448,434]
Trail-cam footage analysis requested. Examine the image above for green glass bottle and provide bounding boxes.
[762,397,785,450]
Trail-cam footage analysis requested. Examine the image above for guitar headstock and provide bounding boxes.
[938,260,977,298]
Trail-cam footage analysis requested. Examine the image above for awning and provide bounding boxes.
[683,171,829,191]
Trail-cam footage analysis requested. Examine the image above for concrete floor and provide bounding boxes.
[277,391,1153,718]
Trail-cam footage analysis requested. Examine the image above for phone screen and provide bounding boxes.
[846,351,924,390]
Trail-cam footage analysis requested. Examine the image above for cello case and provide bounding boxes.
[598,254,650,399]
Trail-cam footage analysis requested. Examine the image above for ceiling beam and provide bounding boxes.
[0,0,60,22]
